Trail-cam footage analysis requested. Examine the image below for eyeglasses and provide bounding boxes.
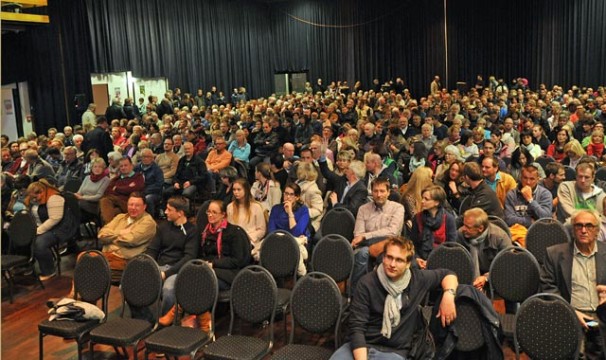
[573,223,597,231]
[283,192,296,197]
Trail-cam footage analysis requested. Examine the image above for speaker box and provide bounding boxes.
[73,94,87,111]
[456,82,468,93]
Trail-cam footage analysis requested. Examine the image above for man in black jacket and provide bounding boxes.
[145,196,198,323]
[331,236,458,359]
[104,99,127,122]
[459,162,504,218]
[82,117,113,163]
[164,142,208,201]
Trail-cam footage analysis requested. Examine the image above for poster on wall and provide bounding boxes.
[139,85,145,95]
[114,87,121,99]
[4,99,13,115]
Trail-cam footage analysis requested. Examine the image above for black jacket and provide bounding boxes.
[199,223,251,284]
[174,155,208,187]
[318,158,368,217]
[430,284,503,360]
[145,221,198,278]
[82,126,113,163]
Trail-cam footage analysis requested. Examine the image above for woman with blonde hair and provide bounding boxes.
[26,179,77,280]
[563,139,587,168]
[296,162,324,234]
[227,178,267,260]
[401,166,434,234]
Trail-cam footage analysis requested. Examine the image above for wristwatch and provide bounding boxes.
[443,288,456,297]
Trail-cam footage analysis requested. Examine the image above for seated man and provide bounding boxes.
[504,164,553,228]
[134,148,164,217]
[481,156,517,208]
[319,153,368,218]
[330,236,458,360]
[98,192,156,281]
[459,162,504,218]
[144,196,198,323]
[99,157,145,225]
[351,178,404,288]
[55,146,83,190]
[541,209,606,359]
[457,208,512,291]
[557,162,605,223]
[164,141,208,200]
[539,162,565,213]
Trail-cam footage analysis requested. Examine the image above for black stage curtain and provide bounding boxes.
[446,0,606,90]
[1,0,93,133]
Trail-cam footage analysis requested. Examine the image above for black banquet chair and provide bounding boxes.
[488,246,541,338]
[144,259,218,359]
[564,166,576,181]
[319,207,356,241]
[203,265,278,360]
[2,210,44,303]
[426,242,475,285]
[89,254,163,360]
[38,250,111,360]
[525,218,569,265]
[488,215,511,238]
[311,234,355,302]
[514,293,582,360]
[271,272,343,360]
[259,230,300,337]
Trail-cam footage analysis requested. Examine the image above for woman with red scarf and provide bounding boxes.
[199,199,251,291]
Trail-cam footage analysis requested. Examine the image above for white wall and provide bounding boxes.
[91,72,129,103]
[130,77,169,103]
[1,82,32,140]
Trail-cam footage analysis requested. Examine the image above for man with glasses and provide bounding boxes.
[135,148,164,217]
[205,136,232,174]
[541,209,606,359]
[331,236,458,360]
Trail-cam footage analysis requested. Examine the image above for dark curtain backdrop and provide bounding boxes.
[1,0,93,133]
[3,0,605,133]
[446,0,606,91]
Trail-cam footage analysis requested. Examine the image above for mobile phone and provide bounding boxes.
[586,320,598,328]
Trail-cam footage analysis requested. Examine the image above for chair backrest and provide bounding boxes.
[596,167,606,182]
[426,242,474,285]
[458,195,472,216]
[175,260,218,320]
[319,207,355,241]
[73,250,111,313]
[120,254,163,311]
[229,265,278,333]
[311,234,354,285]
[564,166,576,181]
[62,191,81,226]
[515,293,582,360]
[6,210,37,252]
[526,218,569,265]
[260,230,300,280]
[455,297,485,352]
[488,215,511,238]
[231,159,249,180]
[489,246,541,303]
[289,272,342,345]
[63,178,82,193]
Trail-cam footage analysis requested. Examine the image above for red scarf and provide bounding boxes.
[89,169,108,183]
[202,219,228,258]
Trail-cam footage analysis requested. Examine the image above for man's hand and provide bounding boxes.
[520,185,533,202]
[575,309,594,329]
[329,192,338,205]
[437,290,457,327]
[161,271,166,281]
[174,183,181,190]
[473,275,488,290]
[183,181,191,189]
[597,285,606,305]
[351,235,364,248]
[416,258,427,269]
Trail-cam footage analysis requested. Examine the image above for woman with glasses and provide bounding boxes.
[267,182,311,275]
[227,178,267,260]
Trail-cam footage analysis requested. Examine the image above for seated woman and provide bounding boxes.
[227,129,251,165]
[268,182,311,275]
[227,178,267,260]
[251,162,282,214]
[26,179,77,280]
[400,167,434,235]
[434,160,465,213]
[74,157,111,223]
[213,166,237,204]
[296,162,324,236]
[199,199,251,291]
[410,185,457,267]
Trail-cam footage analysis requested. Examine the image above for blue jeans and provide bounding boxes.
[351,237,385,289]
[34,231,63,275]
[330,342,405,360]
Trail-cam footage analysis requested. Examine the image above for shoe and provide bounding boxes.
[196,312,212,333]
[159,305,182,326]
[39,272,57,281]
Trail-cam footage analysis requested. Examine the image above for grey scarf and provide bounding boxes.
[467,227,489,279]
[376,263,412,339]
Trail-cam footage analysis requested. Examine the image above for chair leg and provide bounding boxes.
[77,340,83,360]
[39,332,44,360]
[32,265,45,290]
[89,340,94,359]
[3,270,14,303]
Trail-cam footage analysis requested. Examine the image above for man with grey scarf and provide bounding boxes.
[331,236,458,360]
[457,208,512,291]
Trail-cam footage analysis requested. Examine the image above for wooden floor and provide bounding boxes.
[2,249,526,360]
